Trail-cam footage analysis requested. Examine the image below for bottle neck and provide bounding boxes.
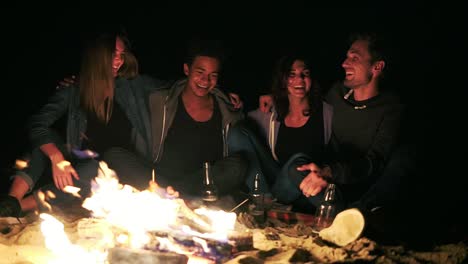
[204,162,212,185]
[324,183,336,202]
[253,174,263,194]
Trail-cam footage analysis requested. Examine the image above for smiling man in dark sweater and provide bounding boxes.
[322,65,404,208]
[297,32,408,210]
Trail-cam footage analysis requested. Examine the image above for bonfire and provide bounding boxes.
[1,161,466,264]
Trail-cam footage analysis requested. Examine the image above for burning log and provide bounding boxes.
[143,229,253,261]
[148,181,213,234]
[108,247,188,264]
[65,163,254,262]
[173,199,213,233]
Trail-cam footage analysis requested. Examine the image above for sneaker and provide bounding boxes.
[0,195,22,218]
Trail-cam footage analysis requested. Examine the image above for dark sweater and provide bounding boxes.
[324,82,404,201]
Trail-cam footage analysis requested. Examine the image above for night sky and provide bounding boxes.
[2,6,446,192]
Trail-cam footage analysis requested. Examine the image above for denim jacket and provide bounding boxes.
[28,75,169,160]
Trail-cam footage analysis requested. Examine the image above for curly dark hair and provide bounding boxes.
[271,54,322,121]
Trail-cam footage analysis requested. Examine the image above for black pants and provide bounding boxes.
[103,148,248,200]
[350,144,417,212]
[38,147,248,210]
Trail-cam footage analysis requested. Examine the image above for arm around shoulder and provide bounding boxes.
[142,75,176,93]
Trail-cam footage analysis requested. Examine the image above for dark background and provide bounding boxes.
[2,6,440,167]
[1,5,466,246]
[1,6,441,179]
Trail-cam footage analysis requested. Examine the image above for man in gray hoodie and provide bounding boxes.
[105,38,247,205]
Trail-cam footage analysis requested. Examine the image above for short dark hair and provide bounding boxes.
[184,37,227,67]
[349,31,388,64]
[349,31,398,88]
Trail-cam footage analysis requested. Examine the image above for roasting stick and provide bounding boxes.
[149,168,180,199]
[229,198,249,212]
[149,168,159,193]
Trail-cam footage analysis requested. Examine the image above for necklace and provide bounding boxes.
[344,89,367,110]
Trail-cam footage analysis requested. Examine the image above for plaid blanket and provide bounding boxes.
[267,209,315,225]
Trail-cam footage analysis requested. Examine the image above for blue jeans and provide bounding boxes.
[227,122,277,194]
[275,153,348,214]
[228,122,340,213]
[35,158,101,209]
[272,153,324,206]
[13,131,68,193]
[35,147,153,210]
[350,144,417,212]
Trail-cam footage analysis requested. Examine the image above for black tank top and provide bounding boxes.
[84,102,133,155]
[157,96,223,181]
[276,109,324,165]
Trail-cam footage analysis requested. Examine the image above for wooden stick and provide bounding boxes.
[230,198,249,212]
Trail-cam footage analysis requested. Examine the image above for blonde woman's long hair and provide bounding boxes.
[79,32,138,123]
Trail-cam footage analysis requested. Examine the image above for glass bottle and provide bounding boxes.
[249,173,266,223]
[202,162,218,203]
[312,183,338,233]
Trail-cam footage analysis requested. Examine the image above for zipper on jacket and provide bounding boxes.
[155,95,168,163]
[223,123,229,157]
[269,113,279,161]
